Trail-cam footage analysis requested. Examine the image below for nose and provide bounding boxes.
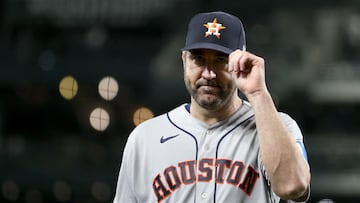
[201,66,216,80]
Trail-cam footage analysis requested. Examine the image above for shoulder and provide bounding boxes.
[136,104,187,128]
[130,113,167,137]
[129,104,187,139]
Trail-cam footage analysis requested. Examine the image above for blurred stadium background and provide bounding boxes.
[1,0,360,202]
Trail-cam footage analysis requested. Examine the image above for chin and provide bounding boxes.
[198,98,221,109]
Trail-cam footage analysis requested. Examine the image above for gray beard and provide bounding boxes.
[184,78,236,111]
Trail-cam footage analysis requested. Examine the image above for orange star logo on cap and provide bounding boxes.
[203,18,226,39]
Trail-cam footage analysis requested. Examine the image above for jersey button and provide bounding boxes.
[201,192,207,199]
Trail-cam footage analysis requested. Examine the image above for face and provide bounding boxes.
[182,49,237,110]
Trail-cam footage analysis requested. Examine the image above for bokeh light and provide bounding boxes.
[53,181,72,202]
[133,107,154,126]
[318,199,335,203]
[89,107,110,131]
[98,76,119,101]
[91,181,111,202]
[38,49,56,71]
[59,76,78,100]
[1,180,20,202]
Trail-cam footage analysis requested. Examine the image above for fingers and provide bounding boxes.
[228,50,264,74]
[228,50,240,72]
[228,50,248,73]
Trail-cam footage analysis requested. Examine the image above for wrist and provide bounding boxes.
[246,90,272,105]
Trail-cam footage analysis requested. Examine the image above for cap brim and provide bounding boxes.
[181,42,233,54]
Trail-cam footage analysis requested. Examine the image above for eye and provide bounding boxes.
[191,54,202,61]
[191,54,206,65]
[215,56,228,64]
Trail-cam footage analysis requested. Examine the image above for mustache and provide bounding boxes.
[196,79,219,87]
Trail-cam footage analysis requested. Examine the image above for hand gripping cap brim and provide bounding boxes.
[181,11,246,54]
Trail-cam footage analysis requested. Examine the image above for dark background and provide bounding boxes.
[1,0,360,202]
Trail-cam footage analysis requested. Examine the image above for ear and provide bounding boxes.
[181,51,187,63]
[181,51,187,69]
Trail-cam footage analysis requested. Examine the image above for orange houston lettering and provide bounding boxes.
[152,158,260,202]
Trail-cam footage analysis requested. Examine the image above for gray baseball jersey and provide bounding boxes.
[113,101,309,203]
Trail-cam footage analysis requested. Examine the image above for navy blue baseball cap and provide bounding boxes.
[181,11,246,54]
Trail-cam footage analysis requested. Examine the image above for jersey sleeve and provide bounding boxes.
[279,113,309,162]
[113,135,137,203]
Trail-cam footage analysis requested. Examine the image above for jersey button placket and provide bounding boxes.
[204,144,210,151]
[202,130,213,152]
[207,130,214,151]
[197,129,215,202]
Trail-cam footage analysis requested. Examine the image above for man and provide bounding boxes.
[113,11,311,203]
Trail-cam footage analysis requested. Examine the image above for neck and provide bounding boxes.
[190,94,242,125]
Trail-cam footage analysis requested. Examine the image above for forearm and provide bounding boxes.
[248,91,310,200]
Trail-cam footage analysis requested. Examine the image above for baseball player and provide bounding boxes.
[113,11,311,203]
